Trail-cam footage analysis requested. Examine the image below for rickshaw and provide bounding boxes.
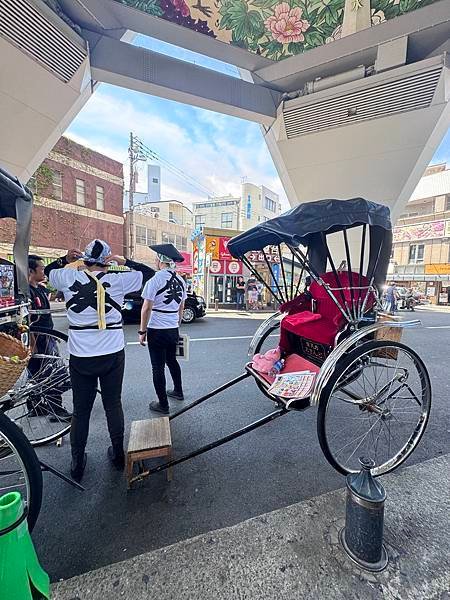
[133,197,431,482]
[0,166,80,532]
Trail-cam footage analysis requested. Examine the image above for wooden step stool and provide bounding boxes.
[127,417,172,489]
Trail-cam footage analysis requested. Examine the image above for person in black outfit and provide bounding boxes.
[45,242,155,482]
[28,255,71,422]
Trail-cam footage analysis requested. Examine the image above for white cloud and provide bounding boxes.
[66,87,289,209]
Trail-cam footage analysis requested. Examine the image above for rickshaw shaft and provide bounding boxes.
[169,372,251,421]
[137,407,288,478]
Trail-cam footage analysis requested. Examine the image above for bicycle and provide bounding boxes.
[3,323,72,446]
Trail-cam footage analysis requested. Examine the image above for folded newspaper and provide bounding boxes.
[268,370,316,399]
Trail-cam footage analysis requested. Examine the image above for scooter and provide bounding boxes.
[399,295,416,311]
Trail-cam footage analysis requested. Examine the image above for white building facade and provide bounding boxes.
[193,182,281,231]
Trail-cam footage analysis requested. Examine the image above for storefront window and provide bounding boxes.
[210,275,238,304]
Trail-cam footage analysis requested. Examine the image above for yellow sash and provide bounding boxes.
[85,271,106,330]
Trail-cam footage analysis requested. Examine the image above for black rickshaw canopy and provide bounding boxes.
[228,198,393,312]
[228,198,391,255]
[0,165,34,299]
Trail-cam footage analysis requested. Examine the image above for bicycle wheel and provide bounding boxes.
[2,327,72,446]
[317,340,431,476]
[0,411,43,531]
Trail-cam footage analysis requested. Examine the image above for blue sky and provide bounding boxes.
[66,35,450,209]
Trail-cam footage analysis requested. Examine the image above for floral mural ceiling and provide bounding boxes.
[116,0,438,61]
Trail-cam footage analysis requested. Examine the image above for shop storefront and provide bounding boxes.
[192,227,244,306]
[207,235,243,306]
[191,230,305,308]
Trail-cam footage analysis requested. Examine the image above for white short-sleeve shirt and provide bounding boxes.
[142,269,187,329]
[49,268,143,357]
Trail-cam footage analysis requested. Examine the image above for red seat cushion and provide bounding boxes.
[282,311,339,346]
[280,272,376,349]
[283,311,322,328]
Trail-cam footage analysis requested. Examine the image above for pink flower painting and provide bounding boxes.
[265,2,310,44]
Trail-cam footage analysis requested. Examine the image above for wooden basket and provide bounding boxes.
[373,315,402,359]
[0,333,30,398]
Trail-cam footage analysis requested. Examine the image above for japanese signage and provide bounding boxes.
[0,264,14,307]
[227,261,241,274]
[178,252,193,274]
[192,237,205,277]
[247,245,280,263]
[210,260,222,274]
[425,264,450,275]
[445,221,450,237]
[208,259,242,275]
[206,236,219,260]
[393,221,445,243]
[205,235,233,260]
[219,237,232,260]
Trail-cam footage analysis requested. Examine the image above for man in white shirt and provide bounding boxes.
[45,239,154,481]
[139,244,187,414]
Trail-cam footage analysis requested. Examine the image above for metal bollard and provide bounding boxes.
[340,457,388,572]
[214,299,219,311]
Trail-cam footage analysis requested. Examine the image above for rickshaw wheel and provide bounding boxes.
[253,322,281,401]
[317,340,431,477]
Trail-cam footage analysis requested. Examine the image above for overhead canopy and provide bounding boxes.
[0,166,32,218]
[228,198,391,257]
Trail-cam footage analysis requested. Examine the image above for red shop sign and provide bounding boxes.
[219,237,232,260]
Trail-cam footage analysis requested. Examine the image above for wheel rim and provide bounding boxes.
[2,331,72,445]
[0,429,31,514]
[323,343,430,475]
[183,308,194,322]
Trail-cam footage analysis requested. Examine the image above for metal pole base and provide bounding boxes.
[339,528,389,572]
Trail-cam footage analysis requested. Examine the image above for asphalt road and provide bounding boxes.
[33,308,450,582]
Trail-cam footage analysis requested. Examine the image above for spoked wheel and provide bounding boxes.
[0,411,43,531]
[317,340,431,476]
[1,327,72,446]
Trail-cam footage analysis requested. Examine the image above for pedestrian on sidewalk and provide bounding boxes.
[27,255,72,422]
[247,278,258,310]
[139,244,187,415]
[386,282,398,315]
[235,276,245,310]
[45,240,154,482]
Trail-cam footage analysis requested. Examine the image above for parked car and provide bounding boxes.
[122,289,206,324]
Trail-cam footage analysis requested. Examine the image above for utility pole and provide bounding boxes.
[128,131,139,259]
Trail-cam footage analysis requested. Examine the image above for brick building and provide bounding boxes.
[0,136,124,261]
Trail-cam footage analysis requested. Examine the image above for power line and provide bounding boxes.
[133,136,218,198]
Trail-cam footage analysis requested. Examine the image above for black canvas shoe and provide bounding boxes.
[149,401,170,415]
[108,446,125,470]
[70,453,87,483]
[167,390,184,401]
